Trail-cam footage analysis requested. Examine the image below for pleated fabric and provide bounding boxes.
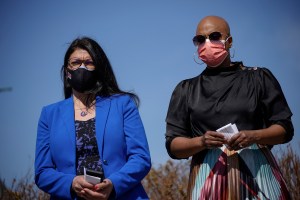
[165,62,294,200]
[188,144,291,200]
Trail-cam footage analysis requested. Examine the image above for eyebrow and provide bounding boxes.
[69,57,93,60]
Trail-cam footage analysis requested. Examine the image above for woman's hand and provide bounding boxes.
[226,130,256,150]
[80,179,114,200]
[170,132,226,158]
[201,131,226,149]
[72,175,94,198]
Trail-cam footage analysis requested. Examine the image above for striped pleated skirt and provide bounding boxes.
[188,144,291,200]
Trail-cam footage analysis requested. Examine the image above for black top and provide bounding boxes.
[75,118,103,175]
[165,62,294,159]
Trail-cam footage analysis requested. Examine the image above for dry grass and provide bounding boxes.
[0,170,49,200]
[142,160,190,200]
[1,144,299,200]
[276,143,300,200]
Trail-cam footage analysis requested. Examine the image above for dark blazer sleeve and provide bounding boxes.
[34,106,76,199]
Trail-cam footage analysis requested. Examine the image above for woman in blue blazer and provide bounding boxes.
[35,37,151,200]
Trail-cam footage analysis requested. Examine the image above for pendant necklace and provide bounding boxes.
[74,99,89,117]
[79,106,95,117]
[79,108,88,117]
[75,107,89,117]
[74,97,95,117]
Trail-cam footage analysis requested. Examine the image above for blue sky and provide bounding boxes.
[0,1,299,184]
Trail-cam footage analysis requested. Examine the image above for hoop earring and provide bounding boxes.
[193,47,204,65]
[229,46,235,58]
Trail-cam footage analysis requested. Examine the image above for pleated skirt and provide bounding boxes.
[188,144,291,200]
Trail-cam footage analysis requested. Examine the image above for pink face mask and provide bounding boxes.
[197,39,228,67]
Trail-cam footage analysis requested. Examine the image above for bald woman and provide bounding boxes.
[165,16,293,199]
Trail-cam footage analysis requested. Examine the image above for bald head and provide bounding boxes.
[195,16,233,66]
[196,16,230,38]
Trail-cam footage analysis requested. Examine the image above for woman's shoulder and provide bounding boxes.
[239,64,282,91]
[167,76,201,103]
[240,64,278,81]
[98,94,138,113]
[172,75,201,93]
[97,94,135,105]
[42,98,72,110]
[240,63,273,75]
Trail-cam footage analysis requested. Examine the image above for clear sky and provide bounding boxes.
[0,0,299,184]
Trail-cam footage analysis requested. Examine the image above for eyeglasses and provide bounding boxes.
[68,58,95,71]
[192,32,224,46]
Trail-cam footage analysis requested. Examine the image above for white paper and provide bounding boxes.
[216,123,239,140]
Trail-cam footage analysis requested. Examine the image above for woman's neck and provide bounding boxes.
[219,56,231,68]
[72,90,95,108]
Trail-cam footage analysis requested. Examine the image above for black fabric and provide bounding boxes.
[75,118,103,175]
[165,62,294,159]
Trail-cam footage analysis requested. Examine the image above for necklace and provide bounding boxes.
[77,106,96,117]
[80,109,88,117]
[74,107,89,117]
[73,96,95,117]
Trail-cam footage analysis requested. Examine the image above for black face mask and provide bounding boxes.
[67,67,97,93]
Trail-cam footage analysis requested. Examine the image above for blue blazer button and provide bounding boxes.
[103,160,108,165]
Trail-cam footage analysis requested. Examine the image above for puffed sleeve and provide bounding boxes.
[258,68,294,142]
[165,80,192,159]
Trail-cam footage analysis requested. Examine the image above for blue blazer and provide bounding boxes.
[35,95,151,199]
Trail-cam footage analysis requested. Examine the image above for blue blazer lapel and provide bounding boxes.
[60,97,76,151]
[95,96,111,159]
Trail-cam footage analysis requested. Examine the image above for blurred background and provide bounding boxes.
[0,0,299,187]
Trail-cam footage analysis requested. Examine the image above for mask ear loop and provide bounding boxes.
[229,46,235,58]
[225,36,235,58]
[193,46,204,65]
